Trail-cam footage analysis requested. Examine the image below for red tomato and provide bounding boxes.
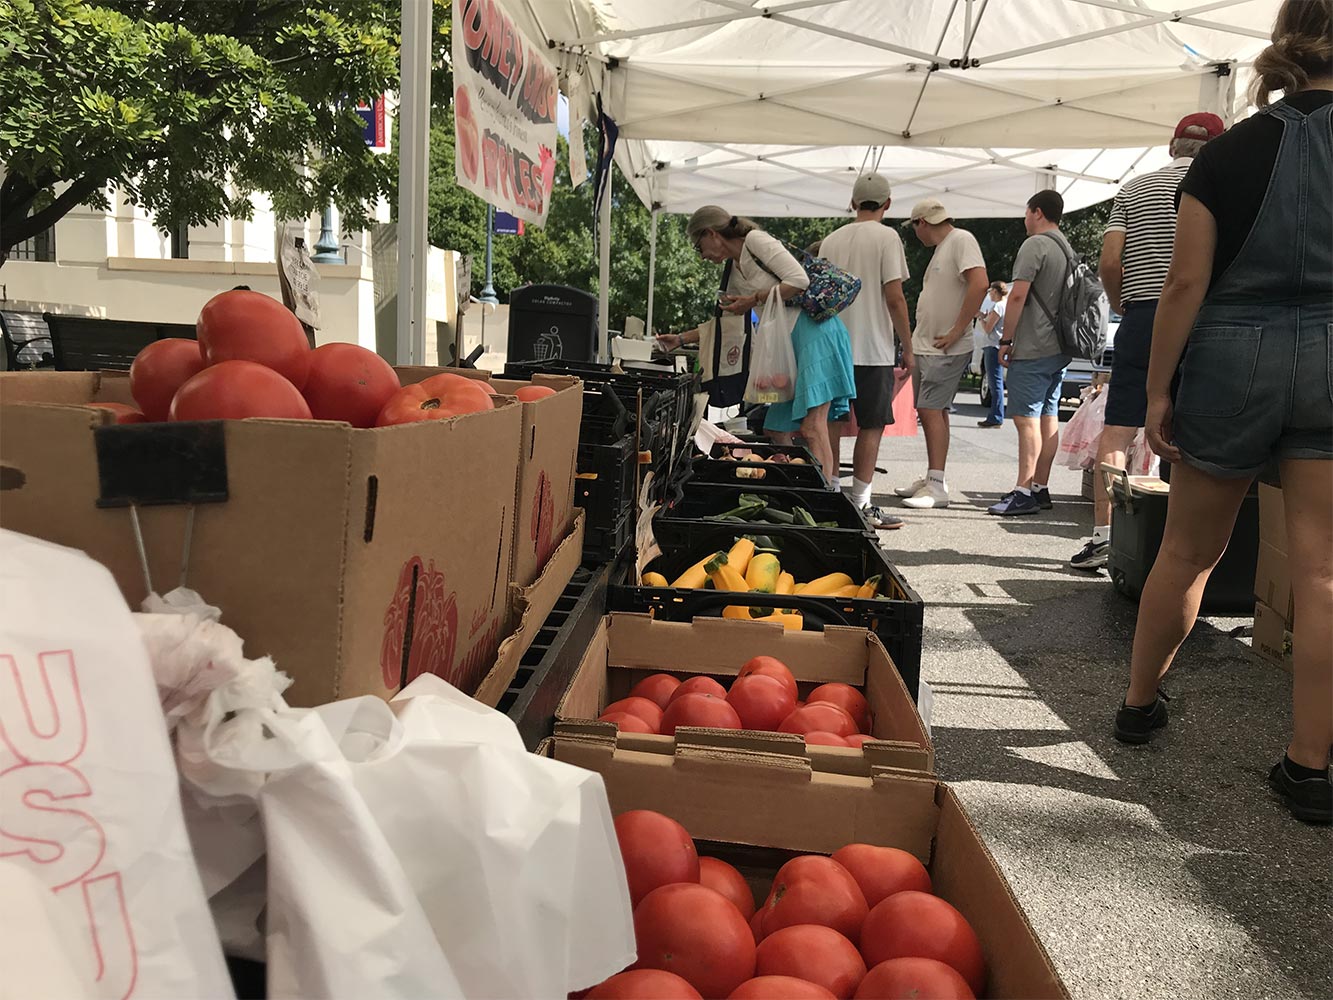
[588,970,702,1000]
[737,656,798,701]
[853,958,975,1000]
[726,674,797,731]
[196,290,311,389]
[761,856,868,945]
[804,731,850,748]
[729,977,836,999]
[614,811,699,908]
[859,892,985,996]
[630,673,682,710]
[699,856,755,921]
[129,338,205,421]
[750,911,768,944]
[376,372,495,426]
[515,384,558,401]
[779,704,858,739]
[603,697,665,733]
[830,845,931,909]
[85,402,147,424]
[667,676,728,704]
[756,925,867,999]
[476,381,499,394]
[301,343,400,428]
[806,683,872,733]
[661,693,743,735]
[634,883,756,999]
[598,712,656,735]
[168,361,312,421]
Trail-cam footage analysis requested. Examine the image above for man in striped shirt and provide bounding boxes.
[1070,112,1225,570]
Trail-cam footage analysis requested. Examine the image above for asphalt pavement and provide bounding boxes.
[843,389,1333,1000]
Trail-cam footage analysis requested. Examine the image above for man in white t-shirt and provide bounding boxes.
[818,172,913,530]
[895,198,989,509]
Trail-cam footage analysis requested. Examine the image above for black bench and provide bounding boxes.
[0,311,56,370]
[43,313,197,371]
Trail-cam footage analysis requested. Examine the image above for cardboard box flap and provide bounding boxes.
[672,742,813,783]
[0,371,102,405]
[933,788,1070,1000]
[864,638,932,758]
[810,740,933,776]
[672,728,811,758]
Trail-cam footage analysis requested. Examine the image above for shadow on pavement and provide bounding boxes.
[939,578,1332,1000]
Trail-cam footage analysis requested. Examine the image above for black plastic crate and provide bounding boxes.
[497,563,611,750]
[577,434,636,533]
[690,441,828,489]
[612,523,923,697]
[662,482,872,532]
[583,506,634,564]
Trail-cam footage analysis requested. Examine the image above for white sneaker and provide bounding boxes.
[895,476,927,498]
[902,482,950,509]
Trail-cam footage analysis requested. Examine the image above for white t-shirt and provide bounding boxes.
[817,221,909,366]
[911,227,986,357]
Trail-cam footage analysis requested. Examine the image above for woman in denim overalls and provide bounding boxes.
[1114,0,1333,824]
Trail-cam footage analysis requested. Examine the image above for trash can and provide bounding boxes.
[507,285,598,363]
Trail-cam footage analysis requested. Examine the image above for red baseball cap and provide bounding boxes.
[1174,112,1225,139]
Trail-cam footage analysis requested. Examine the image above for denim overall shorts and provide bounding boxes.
[1173,99,1333,478]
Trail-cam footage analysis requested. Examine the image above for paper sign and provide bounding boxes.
[453,0,558,227]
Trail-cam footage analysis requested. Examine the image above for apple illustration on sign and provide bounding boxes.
[455,85,480,183]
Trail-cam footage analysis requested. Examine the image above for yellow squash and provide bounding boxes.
[642,571,669,588]
[670,551,719,589]
[776,571,795,595]
[705,552,750,593]
[803,572,855,596]
[855,575,881,599]
[726,537,756,576]
[745,552,781,593]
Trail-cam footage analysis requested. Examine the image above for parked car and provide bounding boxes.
[1059,312,1120,414]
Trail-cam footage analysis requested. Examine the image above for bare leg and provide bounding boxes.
[1013,416,1041,488]
[1279,459,1333,770]
[800,402,835,484]
[853,428,882,485]
[1124,463,1253,706]
[826,422,844,480]
[767,430,795,445]
[1094,425,1140,527]
[918,409,950,472]
[1034,413,1061,485]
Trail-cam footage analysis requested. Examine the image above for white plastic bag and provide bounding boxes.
[744,286,798,405]
[1057,387,1108,470]
[162,614,636,1000]
[0,530,233,1000]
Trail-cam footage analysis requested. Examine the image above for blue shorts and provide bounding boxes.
[1174,300,1333,478]
[1006,353,1070,418]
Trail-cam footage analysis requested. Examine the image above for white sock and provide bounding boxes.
[1031,482,1047,492]
[927,469,946,487]
[1016,486,1032,496]
[1093,524,1111,544]
[851,478,873,508]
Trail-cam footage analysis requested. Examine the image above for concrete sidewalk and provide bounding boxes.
[845,391,1332,1000]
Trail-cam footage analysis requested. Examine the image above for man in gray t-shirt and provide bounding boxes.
[989,189,1073,517]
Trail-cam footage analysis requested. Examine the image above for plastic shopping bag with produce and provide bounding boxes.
[0,530,232,1000]
[157,602,636,1000]
[744,287,799,405]
[1057,387,1108,470]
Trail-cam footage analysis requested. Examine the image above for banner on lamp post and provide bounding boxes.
[453,0,558,227]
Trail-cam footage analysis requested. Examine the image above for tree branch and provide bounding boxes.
[0,176,103,255]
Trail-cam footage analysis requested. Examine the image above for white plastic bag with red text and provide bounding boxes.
[0,530,232,1000]
[744,287,798,405]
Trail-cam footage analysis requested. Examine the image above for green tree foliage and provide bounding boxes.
[0,0,443,264]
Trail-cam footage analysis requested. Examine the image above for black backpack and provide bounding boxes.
[1030,231,1110,361]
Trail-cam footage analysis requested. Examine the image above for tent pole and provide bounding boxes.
[646,208,659,338]
[598,165,612,361]
[396,0,431,365]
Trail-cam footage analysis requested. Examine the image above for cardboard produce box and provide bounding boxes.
[544,736,1069,1000]
[0,370,522,706]
[1254,483,1293,621]
[400,367,582,590]
[1253,600,1293,674]
[555,613,933,773]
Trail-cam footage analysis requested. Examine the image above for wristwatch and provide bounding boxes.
[999,339,1013,346]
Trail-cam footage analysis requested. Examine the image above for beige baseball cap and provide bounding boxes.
[902,197,950,227]
[851,172,891,207]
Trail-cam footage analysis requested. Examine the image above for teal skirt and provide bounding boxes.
[763,311,856,432]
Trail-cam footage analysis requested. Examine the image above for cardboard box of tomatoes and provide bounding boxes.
[398,366,583,591]
[0,366,524,706]
[554,614,933,773]
[543,738,1069,1000]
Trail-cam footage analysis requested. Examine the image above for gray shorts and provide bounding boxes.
[912,354,970,411]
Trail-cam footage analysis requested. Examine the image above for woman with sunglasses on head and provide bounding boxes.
[1114,0,1332,824]
[673,206,855,486]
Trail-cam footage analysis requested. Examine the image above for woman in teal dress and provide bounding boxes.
[684,206,855,486]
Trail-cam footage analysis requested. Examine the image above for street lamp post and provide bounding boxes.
[479,204,498,304]
[312,204,344,263]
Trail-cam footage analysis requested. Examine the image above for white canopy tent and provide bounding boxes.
[394,0,1280,356]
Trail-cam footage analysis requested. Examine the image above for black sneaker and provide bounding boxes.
[988,490,1041,516]
[1269,758,1333,825]
[1033,486,1053,509]
[1114,690,1170,744]
[1070,538,1110,571]
[977,420,1002,428]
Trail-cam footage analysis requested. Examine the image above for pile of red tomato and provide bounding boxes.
[598,656,877,748]
[100,289,554,427]
[589,810,985,999]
